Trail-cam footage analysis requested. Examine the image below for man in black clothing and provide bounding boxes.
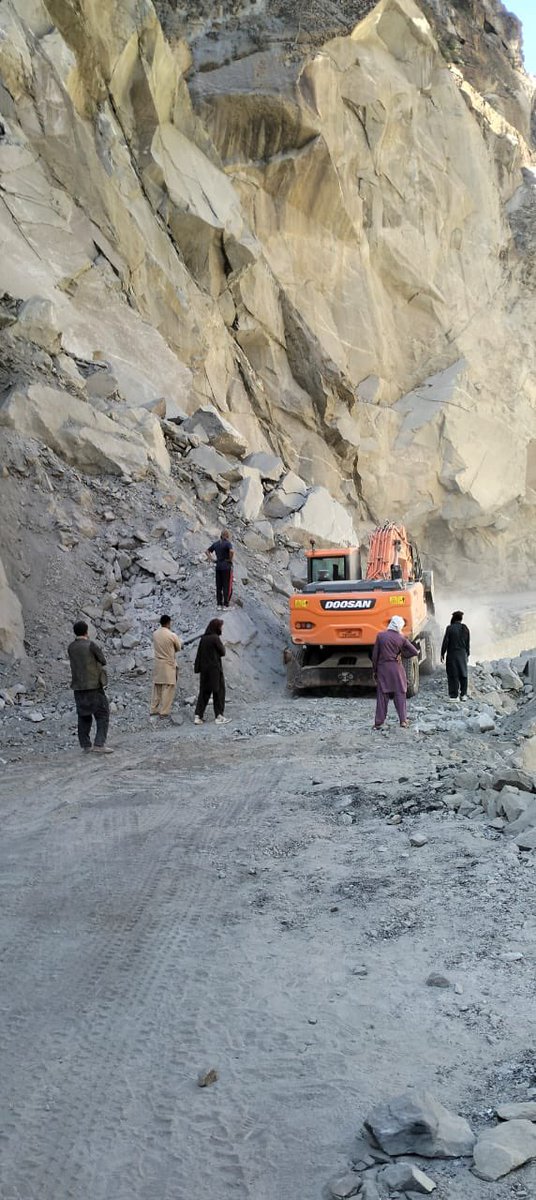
[206,529,234,609]
[68,620,113,753]
[441,610,470,701]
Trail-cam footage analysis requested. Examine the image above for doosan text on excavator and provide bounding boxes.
[285,522,438,695]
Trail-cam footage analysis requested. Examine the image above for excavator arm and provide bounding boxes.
[365,522,419,583]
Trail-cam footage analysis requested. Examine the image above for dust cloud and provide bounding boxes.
[434,590,536,662]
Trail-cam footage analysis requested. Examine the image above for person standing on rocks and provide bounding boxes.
[193,618,229,726]
[68,620,112,754]
[441,610,470,702]
[371,615,419,730]
[206,529,234,610]
[150,615,182,719]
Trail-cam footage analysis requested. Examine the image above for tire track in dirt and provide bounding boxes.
[0,746,294,1200]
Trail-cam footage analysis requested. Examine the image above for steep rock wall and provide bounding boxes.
[1,0,536,632]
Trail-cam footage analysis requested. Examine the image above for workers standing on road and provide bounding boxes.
[194,618,229,726]
[371,615,419,730]
[150,615,182,718]
[441,610,470,702]
[206,529,234,610]
[68,620,113,754]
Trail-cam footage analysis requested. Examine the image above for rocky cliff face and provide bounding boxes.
[1,0,536,659]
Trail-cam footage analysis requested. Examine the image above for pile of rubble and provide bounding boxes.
[326,1087,536,1196]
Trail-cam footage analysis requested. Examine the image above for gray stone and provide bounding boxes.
[13,295,61,352]
[187,444,242,483]
[136,546,179,580]
[263,471,307,518]
[234,472,264,522]
[493,663,524,691]
[410,833,428,847]
[492,768,535,794]
[364,1090,475,1158]
[220,608,256,648]
[243,521,275,552]
[243,451,284,481]
[507,799,536,835]
[496,1102,536,1121]
[182,406,247,458]
[24,710,45,722]
[499,787,533,824]
[489,817,506,830]
[194,477,219,503]
[379,1162,436,1193]
[327,1172,362,1198]
[122,633,140,649]
[514,827,536,849]
[426,973,450,988]
[473,1118,536,1180]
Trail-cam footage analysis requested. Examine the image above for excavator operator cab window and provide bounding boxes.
[309,556,349,584]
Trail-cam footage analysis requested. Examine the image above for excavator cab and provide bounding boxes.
[306,544,361,585]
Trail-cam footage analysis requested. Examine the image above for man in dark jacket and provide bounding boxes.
[68,620,113,753]
[441,610,470,702]
[193,618,228,725]
[206,529,234,610]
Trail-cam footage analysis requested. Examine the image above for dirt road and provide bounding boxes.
[1,683,536,1199]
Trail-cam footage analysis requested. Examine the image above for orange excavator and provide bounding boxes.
[285,522,437,695]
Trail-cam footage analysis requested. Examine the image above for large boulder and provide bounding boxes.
[264,472,307,519]
[280,487,356,547]
[0,384,170,478]
[13,296,61,352]
[473,1119,536,1180]
[234,473,264,522]
[243,451,284,481]
[135,546,179,580]
[187,444,242,483]
[0,556,25,658]
[221,608,256,647]
[364,1090,475,1158]
[243,521,275,552]
[181,406,248,458]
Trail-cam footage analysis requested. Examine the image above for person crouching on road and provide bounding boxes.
[194,618,229,726]
[151,614,182,718]
[371,615,419,730]
[206,529,234,610]
[68,620,113,753]
[441,610,470,702]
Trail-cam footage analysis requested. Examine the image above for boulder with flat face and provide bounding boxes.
[181,406,248,458]
[280,486,356,548]
[364,1090,475,1158]
[243,451,284,481]
[264,472,308,519]
[473,1119,536,1180]
[0,383,170,478]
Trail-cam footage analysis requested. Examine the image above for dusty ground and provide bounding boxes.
[1,676,536,1200]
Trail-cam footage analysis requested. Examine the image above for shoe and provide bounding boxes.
[194,715,204,725]
[448,697,459,703]
[400,721,410,728]
[460,696,467,703]
[373,725,383,731]
[93,746,114,754]
[82,746,93,753]
[215,715,229,725]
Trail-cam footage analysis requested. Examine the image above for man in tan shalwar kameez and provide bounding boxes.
[151,615,182,717]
